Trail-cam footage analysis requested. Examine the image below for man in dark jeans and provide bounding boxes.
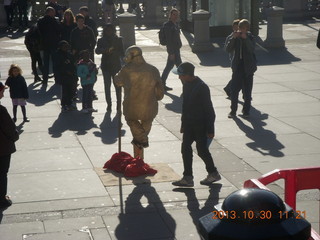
[172,62,221,187]
[37,7,61,84]
[161,8,182,91]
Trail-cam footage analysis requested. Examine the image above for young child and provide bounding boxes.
[77,50,98,113]
[225,19,257,118]
[56,40,78,112]
[5,64,30,122]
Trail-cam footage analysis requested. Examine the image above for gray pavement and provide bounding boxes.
[0,20,319,239]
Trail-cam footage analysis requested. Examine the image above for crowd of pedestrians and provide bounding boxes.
[0,2,265,209]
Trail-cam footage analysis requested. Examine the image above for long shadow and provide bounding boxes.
[27,82,60,106]
[164,91,182,114]
[0,27,27,39]
[232,107,285,157]
[172,184,222,239]
[48,111,98,138]
[93,111,126,144]
[114,181,176,240]
[181,31,301,67]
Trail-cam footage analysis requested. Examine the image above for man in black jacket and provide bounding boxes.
[37,7,61,84]
[161,8,182,91]
[172,62,221,187]
[70,14,96,62]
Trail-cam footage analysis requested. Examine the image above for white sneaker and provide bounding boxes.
[200,172,221,185]
[172,176,194,187]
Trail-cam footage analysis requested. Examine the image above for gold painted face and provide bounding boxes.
[124,46,142,63]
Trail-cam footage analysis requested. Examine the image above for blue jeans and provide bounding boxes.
[161,50,182,86]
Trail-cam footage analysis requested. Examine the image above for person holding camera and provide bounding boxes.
[225,19,257,118]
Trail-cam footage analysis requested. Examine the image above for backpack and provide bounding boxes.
[158,23,167,46]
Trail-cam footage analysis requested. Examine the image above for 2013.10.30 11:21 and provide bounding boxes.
[211,210,306,220]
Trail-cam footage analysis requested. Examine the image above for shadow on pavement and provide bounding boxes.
[48,111,98,137]
[27,82,60,106]
[164,91,182,114]
[93,111,126,145]
[233,107,285,157]
[0,27,27,39]
[182,31,301,67]
[115,180,176,239]
[172,184,222,238]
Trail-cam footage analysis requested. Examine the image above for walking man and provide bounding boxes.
[172,62,221,187]
[161,8,182,91]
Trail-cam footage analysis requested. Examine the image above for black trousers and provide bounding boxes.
[230,63,254,114]
[0,154,11,202]
[28,50,43,78]
[61,82,74,106]
[181,124,216,177]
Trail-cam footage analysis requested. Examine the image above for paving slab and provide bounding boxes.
[8,169,107,202]
[23,231,92,240]
[44,216,105,233]
[0,221,44,240]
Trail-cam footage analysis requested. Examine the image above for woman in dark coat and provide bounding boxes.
[0,82,19,209]
[95,24,124,111]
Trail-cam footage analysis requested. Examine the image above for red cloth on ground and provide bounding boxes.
[103,152,157,177]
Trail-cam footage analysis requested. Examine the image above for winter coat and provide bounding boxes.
[37,15,61,50]
[56,49,77,84]
[225,32,257,75]
[0,105,19,156]
[77,60,97,86]
[70,26,96,54]
[5,75,29,99]
[181,77,215,135]
[163,20,182,54]
[95,35,124,75]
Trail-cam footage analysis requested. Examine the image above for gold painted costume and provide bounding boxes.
[114,46,164,158]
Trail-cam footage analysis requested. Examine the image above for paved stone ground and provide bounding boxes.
[0,20,319,239]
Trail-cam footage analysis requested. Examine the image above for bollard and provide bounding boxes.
[192,9,213,53]
[264,6,285,48]
[198,188,311,240]
[118,12,136,50]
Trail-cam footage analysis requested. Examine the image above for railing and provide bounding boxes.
[244,167,320,240]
